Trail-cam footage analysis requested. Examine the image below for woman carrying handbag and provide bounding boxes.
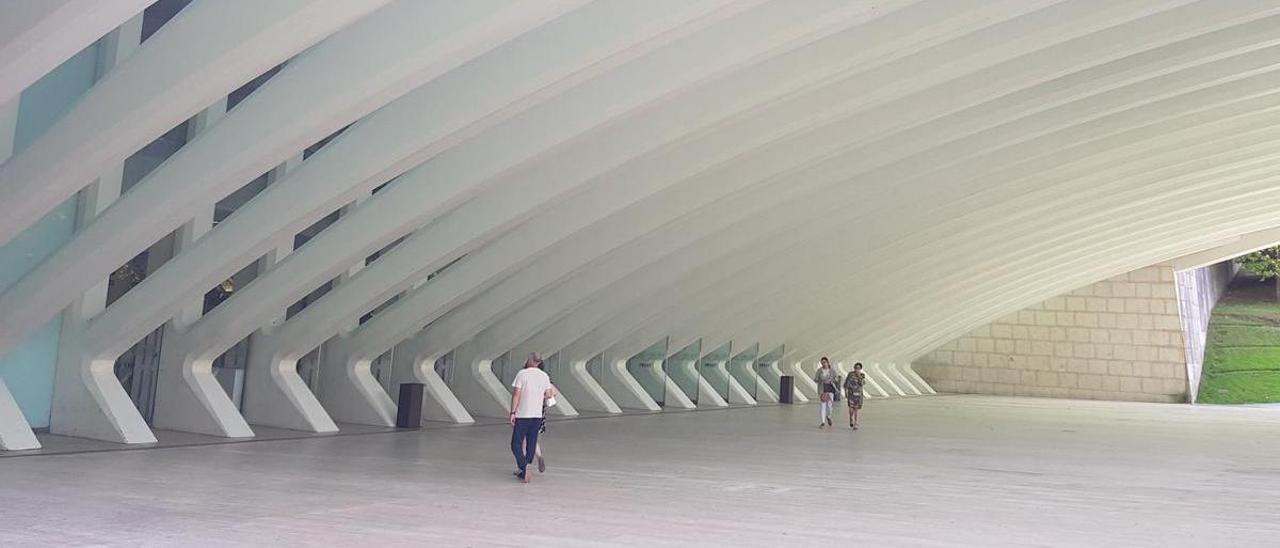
[813,357,838,429]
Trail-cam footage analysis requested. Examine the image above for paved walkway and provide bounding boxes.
[2,395,1278,546]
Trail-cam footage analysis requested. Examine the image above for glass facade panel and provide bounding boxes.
[699,343,732,402]
[727,344,759,403]
[665,340,702,405]
[112,327,164,422]
[625,338,668,407]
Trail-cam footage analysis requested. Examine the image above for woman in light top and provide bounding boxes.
[844,362,866,430]
[813,357,838,429]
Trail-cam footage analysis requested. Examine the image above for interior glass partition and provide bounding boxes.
[585,354,604,388]
[493,352,514,387]
[434,352,454,385]
[728,344,759,401]
[543,353,562,386]
[699,342,732,402]
[666,340,703,405]
[370,348,396,399]
[112,327,163,422]
[755,345,785,403]
[625,338,670,407]
[297,347,322,392]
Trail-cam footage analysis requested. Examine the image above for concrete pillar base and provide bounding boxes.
[601,356,660,411]
[866,363,905,396]
[900,363,937,394]
[316,339,396,427]
[153,324,254,438]
[0,379,40,450]
[242,332,337,433]
[50,315,155,444]
[556,360,621,414]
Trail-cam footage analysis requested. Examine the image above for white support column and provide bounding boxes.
[151,98,256,437]
[314,337,396,427]
[655,360,696,409]
[901,363,937,395]
[46,16,155,444]
[785,360,820,399]
[884,363,922,396]
[554,358,622,415]
[388,338,473,424]
[679,359,727,408]
[448,341,514,419]
[754,365,781,403]
[861,368,892,398]
[248,192,374,429]
[717,362,756,405]
[239,331,337,433]
[509,337,622,414]
[598,354,660,411]
[866,362,906,396]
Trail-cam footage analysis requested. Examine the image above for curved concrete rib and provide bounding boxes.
[463,0,1269,412]
[90,2,589,438]
[540,2,1280,371]
[0,0,154,107]
[0,0,578,362]
[5,0,1095,440]
[0,0,388,246]
[14,2,1280,446]
[80,0,730,361]
[624,46,1280,368]
[285,0,745,425]
[156,0,896,363]
[62,0,942,402]
[358,0,1059,414]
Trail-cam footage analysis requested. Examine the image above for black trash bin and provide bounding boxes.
[779,375,794,404]
[397,383,425,428]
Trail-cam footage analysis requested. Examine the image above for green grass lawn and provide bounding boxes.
[1198,281,1280,404]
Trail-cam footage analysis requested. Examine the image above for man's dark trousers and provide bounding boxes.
[511,417,541,472]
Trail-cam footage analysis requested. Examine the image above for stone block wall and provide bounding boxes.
[914,265,1189,403]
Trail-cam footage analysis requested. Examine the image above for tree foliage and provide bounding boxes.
[1237,246,1280,280]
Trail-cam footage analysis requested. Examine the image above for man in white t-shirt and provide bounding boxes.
[510,352,555,483]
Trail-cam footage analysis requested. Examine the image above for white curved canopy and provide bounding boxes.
[5,0,1280,445]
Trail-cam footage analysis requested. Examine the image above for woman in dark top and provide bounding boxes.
[844,362,866,429]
